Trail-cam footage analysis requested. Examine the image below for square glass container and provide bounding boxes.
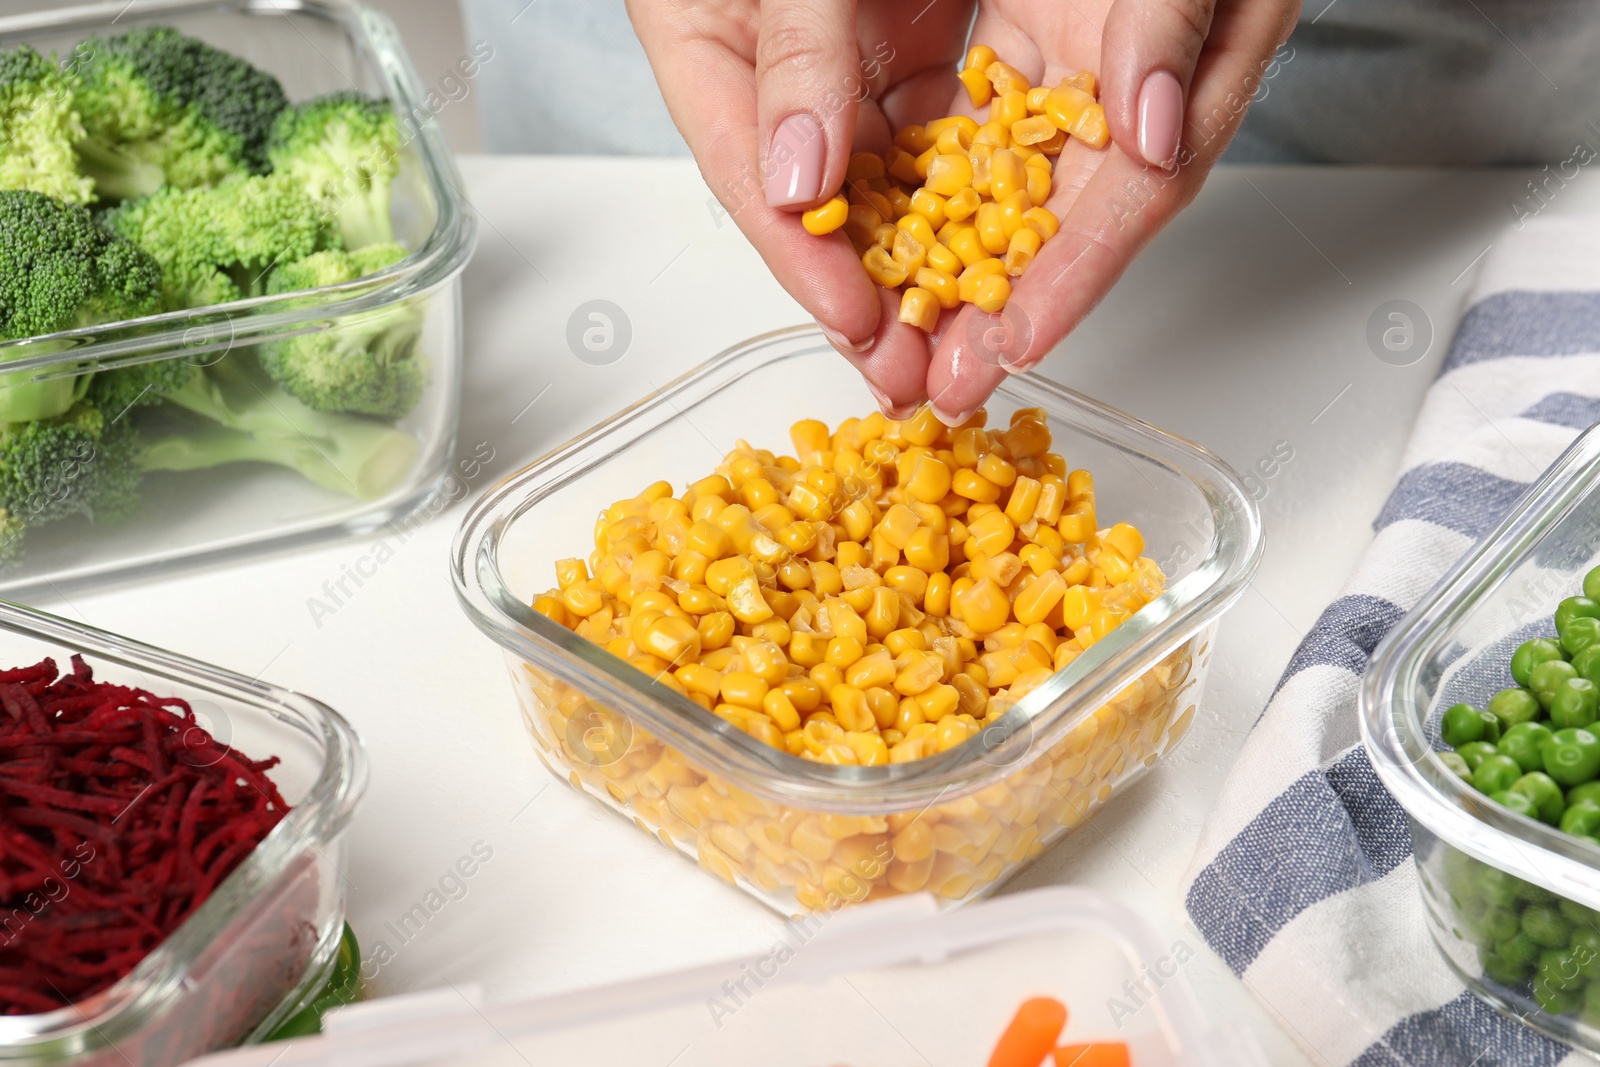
[181,886,1270,1067]
[453,327,1262,915]
[1363,424,1600,1050]
[0,0,475,596]
[0,599,366,1065]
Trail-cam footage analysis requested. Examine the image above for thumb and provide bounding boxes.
[757,0,862,209]
[1100,0,1216,169]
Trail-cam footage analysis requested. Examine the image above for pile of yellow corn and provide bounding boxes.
[533,405,1162,767]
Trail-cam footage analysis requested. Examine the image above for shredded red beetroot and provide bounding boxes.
[0,655,289,1014]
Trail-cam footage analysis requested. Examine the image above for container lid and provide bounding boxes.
[180,886,1267,1067]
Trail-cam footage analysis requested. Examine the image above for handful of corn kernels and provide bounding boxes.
[802,46,1111,329]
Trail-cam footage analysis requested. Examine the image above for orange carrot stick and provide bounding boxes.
[988,996,1070,1067]
[1053,1043,1132,1067]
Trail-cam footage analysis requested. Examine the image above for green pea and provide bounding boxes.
[1457,741,1500,771]
[1585,980,1600,1028]
[1585,565,1600,603]
[1493,789,1541,819]
[1544,727,1600,787]
[1526,904,1574,948]
[1483,907,1524,944]
[1439,751,1472,781]
[1561,801,1600,838]
[1514,772,1567,824]
[1499,930,1545,967]
[1483,949,1533,987]
[1565,616,1600,658]
[1478,754,1527,794]
[1532,659,1581,709]
[1518,878,1558,906]
[1570,927,1600,979]
[1479,709,1504,743]
[1568,781,1600,808]
[1575,645,1600,688]
[1502,722,1556,772]
[1534,979,1583,1015]
[1513,637,1567,687]
[1552,677,1600,729]
[1557,596,1600,634]
[1490,686,1544,727]
[1561,899,1600,929]
[1477,865,1526,907]
[1441,703,1486,746]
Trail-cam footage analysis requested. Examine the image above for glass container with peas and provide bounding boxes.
[1364,425,1600,1054]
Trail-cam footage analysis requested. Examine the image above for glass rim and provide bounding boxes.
[1361,424,1600,904]
[0,0,477,377]
[452,325,1263,813]
[0,598,367,1044]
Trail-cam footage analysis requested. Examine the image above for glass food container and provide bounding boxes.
[1363,424,1600,1051]
[453,327,1262,915]
[0,0,475,596]
[0,599,367,1065]
[181,886,1270,1067]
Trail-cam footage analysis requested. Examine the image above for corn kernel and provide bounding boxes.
[898,286,940,332]
[1005,227,1042,276]
[863,246,909,288]
[925,154,974,197]
[802,196,849,235]
[1070,102,1109,148]
[944,186,981,224]
[958,66,993,107]
[973,273,1012,313]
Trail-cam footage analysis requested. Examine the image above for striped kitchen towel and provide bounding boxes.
[1180,217,1600,1067]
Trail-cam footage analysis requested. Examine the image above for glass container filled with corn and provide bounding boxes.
[800,46,1111,329]
[520,405,1202,913]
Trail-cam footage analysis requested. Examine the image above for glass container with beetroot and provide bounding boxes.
[0,601,365,1064]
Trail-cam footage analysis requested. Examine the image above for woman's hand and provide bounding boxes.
[628,0,1299,422]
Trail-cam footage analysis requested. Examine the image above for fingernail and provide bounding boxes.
[931,403,977,428]
[817,321,874,354]
[766,113,826,207]
[1137,70,1183,168]
[867,384,917,420]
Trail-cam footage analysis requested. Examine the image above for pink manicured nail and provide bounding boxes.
[931,403,977,428]
[766,113,826,207]
[1137,71,1183,168]
[817,321,874,354]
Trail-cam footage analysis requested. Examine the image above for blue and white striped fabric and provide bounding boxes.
[1181,217,1600,1067]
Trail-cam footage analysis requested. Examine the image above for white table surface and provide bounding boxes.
[39,158,1600,1066]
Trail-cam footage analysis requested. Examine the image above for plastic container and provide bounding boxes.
[453,327,1262,915]
[1363,424,1600,1048]
[0,600,367,1065]
[181,885,1269,1067]
[0,0,475,596]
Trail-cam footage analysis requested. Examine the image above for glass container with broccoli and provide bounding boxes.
[0,18,465,575]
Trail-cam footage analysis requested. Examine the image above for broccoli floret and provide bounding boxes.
[141,355,417,500]
[72,26,287,201]
[0,189,161,422]
[88,356,194,416]
[103,173,335,308]
[269,91,400,249]
[258,242,422,419]
[0,44,94,205]
[0,399,142,528]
